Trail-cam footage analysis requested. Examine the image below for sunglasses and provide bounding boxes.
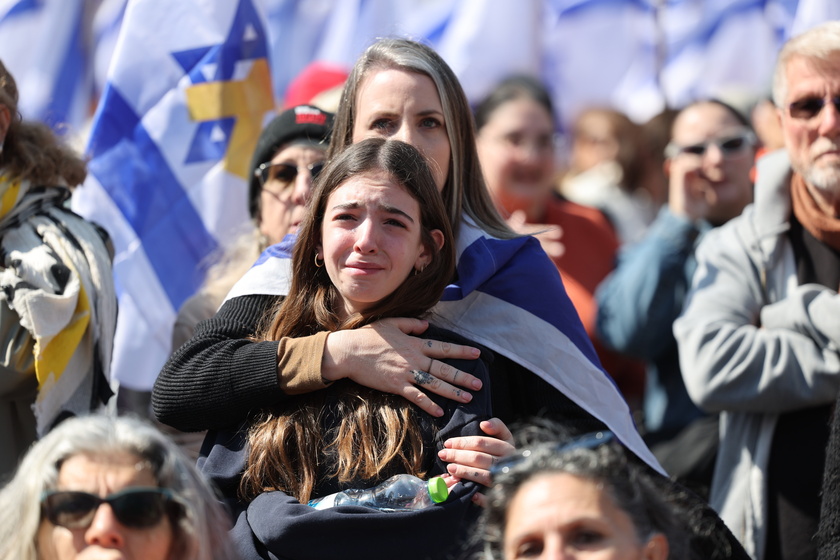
[491,430,616,477]
[665,130,755,159]
[41,487,174,530]
[255,161,325,189]
[788,96,840,120]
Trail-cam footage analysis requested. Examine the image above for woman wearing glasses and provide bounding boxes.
[0,414,236,560]
[170,104,334,352]
[596,99,756,496]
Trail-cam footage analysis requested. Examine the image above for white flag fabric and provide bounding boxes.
[0,0,91,136]
[71,0,274,391]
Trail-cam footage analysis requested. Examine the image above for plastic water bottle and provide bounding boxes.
[308,474,449,511]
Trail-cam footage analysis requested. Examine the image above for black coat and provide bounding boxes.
[199,325,493,560]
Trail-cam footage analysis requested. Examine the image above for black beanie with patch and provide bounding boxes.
[248,104,334,219]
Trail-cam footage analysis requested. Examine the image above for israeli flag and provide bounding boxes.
[228,217,664,473]
[72,0,274,391]
[0,0,91,136]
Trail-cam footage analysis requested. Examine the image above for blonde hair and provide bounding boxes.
[327,37,514,240]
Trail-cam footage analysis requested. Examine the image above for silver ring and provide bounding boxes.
[411,369,434,386]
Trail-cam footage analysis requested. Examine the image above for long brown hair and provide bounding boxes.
[0,59,86,187]
[327,37,515,241]
[241,138,455,503]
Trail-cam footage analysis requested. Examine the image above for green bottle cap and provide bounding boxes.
[427,476,449,504]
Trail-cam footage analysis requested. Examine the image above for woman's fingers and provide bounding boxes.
[403,385,445,417]
[438,421,517,486]
[428,358,483,390]
[418,337,481,363]
[323,318,483,412]
[438,432,516,487]
[405,338,482,405]
[478,417,515,446]
[441,433,514,463]
[409,366,474,406]
[442,454,493,486]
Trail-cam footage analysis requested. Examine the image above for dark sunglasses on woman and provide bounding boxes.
[664,130,756,159]
[41,487,174,530]
[254,161,325,189]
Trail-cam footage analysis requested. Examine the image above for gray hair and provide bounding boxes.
[0,414,236,560]
[477,422,689,560]
[772,21,840,107]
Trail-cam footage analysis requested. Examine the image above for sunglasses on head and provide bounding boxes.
[788,96,840,120]
[255,161,325,189]
[490,430,616,478]
[665,130,755,159]
[41,487,174,530]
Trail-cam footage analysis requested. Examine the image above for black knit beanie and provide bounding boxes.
[248,104,334,219]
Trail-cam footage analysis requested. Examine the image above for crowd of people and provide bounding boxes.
[0,18,839,560]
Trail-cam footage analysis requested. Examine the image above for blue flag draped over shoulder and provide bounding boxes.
[72,0,274,391]
[228,217,663,473]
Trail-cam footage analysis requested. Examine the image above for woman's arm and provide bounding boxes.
[323,318,483,417]
[153,294,286,431]
[154,298,486,431]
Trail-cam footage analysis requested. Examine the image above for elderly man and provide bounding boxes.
[674,22,840,560]
[596,99,756,493]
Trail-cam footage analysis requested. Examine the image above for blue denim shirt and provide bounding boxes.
[595,207,710,438]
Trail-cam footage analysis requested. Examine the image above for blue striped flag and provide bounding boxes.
[72,0,274,391]
[0,0,91,135]
[228,217,663,473]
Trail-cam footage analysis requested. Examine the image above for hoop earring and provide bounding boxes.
[314,253,324,268]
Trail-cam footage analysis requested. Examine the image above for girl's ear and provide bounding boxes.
[415,229,444,270]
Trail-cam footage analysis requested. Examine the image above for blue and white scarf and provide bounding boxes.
[226,216,662,473]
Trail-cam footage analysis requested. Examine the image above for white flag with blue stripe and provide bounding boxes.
[0,0,90,135]
[72,0,274,391]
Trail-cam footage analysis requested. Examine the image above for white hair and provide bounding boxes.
[772,21,840,107]
[0,414,236,560]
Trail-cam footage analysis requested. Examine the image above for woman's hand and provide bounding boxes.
[438,418,516,506]
[507,210,565,259]
[321,317,483,417]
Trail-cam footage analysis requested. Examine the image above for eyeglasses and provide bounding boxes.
[255,161,325,189]
[41,487,174,530]
[491,430,615,477]
[788,96,840,121]
[665,130,756,159]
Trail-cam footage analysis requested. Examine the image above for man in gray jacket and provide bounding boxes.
[674,22,840,560]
